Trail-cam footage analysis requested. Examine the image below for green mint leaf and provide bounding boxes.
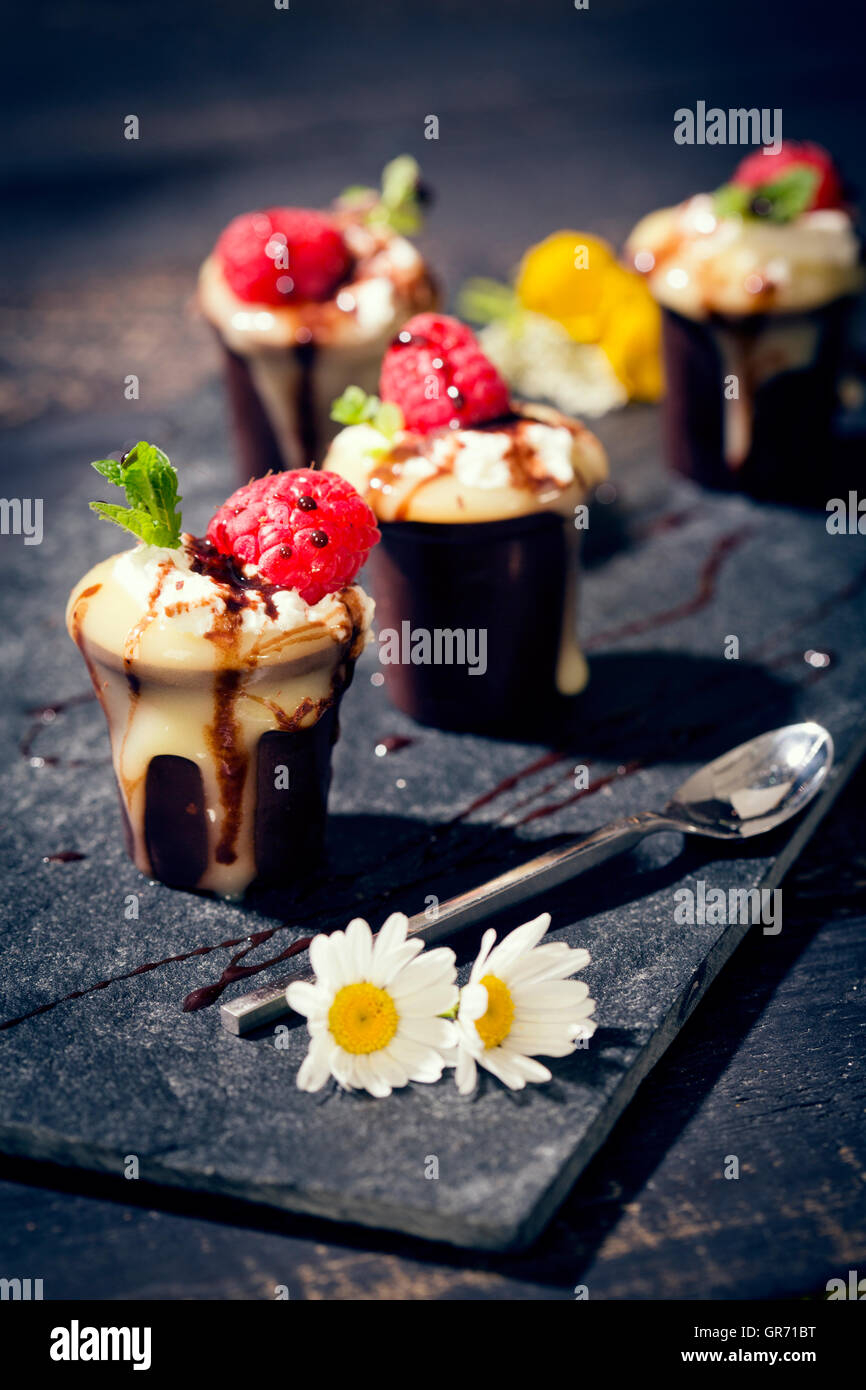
[340,157,426,234]
[378,154,424,234]
[713,182,752,219]
[338,183,377,210]
[91,457,127,487]
[714,165,819,224]
[331,385,379,425]
[89,441,183,548]
[330,386,403,442]
[758,166,819,222]
[458,277,521,327]
[374,401,403,440]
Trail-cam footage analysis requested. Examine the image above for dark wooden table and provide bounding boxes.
[1,0,864,1299]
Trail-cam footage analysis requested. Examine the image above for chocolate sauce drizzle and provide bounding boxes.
[584,530,749,650]
[187,535,279,620]
[182,931,313,1013]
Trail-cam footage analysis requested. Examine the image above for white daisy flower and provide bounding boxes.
[286,913,458,1098]
[449,912,597,1095]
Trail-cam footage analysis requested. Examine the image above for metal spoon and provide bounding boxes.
[220,722,833,1034]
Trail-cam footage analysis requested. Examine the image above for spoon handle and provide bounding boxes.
[220,810,672,1035]
[403,810,674,944]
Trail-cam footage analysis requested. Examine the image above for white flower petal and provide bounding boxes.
[498,1049,552,1085]
[376,1047,410,1090]
[285,980,328,1019]
[468,928,497,984]
[396,984,459,1018]
[511,946,591,986]
[455,1047,478,1095]
[513,979,590,1011]
[397,1016,456,1049]
[330,1047,358,1091]
[458,982,489,1023]
[478,1047,527,1090]
[371,911,408,963]
[391,948,457,999]
[345,917,374,978]
[296,1033,336,1092]
[370,938,425,987]
[484,913,551,979]
[308,931,340,991]
[355,1054,392,1098]
[389,1036,446,1082]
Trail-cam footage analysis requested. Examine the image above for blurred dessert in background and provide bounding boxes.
[459,231,663,418]
[626,142,864,501]
[324,313,607,735]
[67,444,378,897]
[199,157,437,480]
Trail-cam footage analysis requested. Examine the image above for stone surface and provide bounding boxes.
[1,396,864,1249]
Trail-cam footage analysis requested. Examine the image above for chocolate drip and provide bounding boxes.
[42,851,87,863]
[206,670,248,866]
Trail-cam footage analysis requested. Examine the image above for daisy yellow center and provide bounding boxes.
[475,974,515,1050]
[328,982,398,1055]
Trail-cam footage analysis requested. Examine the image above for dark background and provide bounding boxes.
[1,0,865,1299]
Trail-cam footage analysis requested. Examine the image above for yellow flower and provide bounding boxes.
[599,268,664,401]
[516,231,618,342]
[515,230,663,401]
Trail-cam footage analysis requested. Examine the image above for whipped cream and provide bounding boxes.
[627,194,864,318]
[324,404,607,524]
[114,542,359,642]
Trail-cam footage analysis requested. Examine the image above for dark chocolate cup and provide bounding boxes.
[222,344,291,479]
[141,705,340,892]
[219,336,385,481]
[368,513,576,735]
[660,299,854,504]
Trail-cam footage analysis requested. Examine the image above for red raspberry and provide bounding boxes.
[215,209,352,305]
[207,470,380,605]
[380,312,511,433]
[731,142,843,211]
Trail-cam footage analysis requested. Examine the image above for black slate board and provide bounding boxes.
[1,395,864,1250]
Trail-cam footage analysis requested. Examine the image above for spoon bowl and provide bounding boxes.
[665,722,834,839]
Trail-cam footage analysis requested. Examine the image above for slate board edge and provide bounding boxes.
[2,723,863,1254]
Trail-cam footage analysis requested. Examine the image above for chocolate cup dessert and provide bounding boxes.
[369,513,575,734]
[661,299,856,504]
[627,182,863,503]
[217,331,394,480]
[200,217,436,481]
[67,545,370,897]
[325,401,607,735]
